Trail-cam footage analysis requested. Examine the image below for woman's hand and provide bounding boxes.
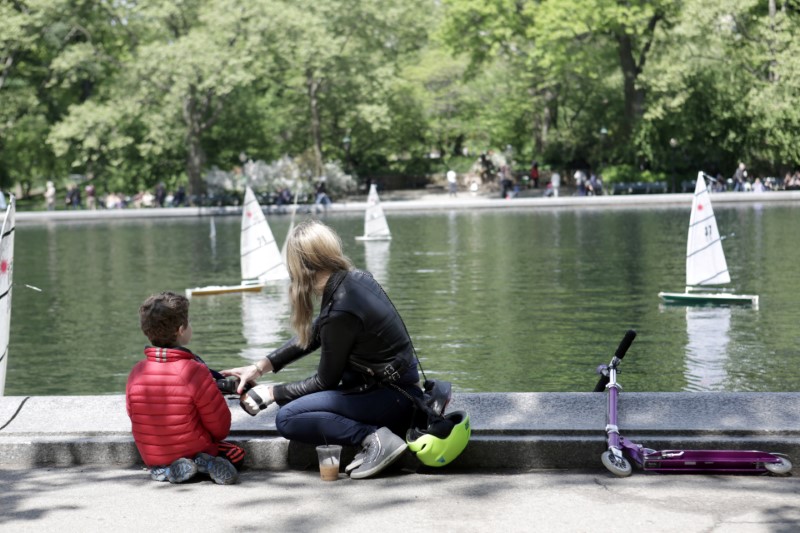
[221,359,273,394]
[239,384,275,416]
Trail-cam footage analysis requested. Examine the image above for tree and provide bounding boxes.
[640,0,800,175]
[439,0,675,166]
[1,0,130,193]
[260,0,429,180]
[47,0,269,198]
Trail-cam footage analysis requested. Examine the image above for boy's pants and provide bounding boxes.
[218,440,245,466]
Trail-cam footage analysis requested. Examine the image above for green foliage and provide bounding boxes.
[3,0,800,202]
[600,165,667,184]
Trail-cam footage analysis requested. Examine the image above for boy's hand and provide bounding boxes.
[221,361,271,394]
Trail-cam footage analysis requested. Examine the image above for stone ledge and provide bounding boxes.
[1,393,798,469]
[15,190,800,224]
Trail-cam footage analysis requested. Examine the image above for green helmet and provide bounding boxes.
[406,410,471,467]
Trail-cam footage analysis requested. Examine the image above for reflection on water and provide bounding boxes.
[240,284,291,362]
[363,241,390,285]
[8,206,800,395]
[209,217,217,258]
[684,306,731,391]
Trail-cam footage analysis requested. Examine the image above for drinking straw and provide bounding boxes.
[320,432,335,464]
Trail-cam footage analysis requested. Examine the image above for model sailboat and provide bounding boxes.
[187,187,289,297]
[355,184,391,241]
[658,172,758,306]
[0,195,15,396]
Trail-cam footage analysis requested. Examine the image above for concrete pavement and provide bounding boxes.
[1,466,798,532]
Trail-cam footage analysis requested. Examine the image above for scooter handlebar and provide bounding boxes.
[593,330,636,392]
[593,374,609,392]
[615,329,636,360]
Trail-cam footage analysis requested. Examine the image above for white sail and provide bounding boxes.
[0,196,15,396]
[241,187,289,282]
[686,173,730,287]
[357,184,391,241]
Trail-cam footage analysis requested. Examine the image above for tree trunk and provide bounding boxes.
[453,134,465,157]
[186,135,206,202]
[614,12,663,143]
[534,87,557,156]
[616,32,641,141]
[183,90,207,202]
[307,69,323,177]
[768,0,778,82]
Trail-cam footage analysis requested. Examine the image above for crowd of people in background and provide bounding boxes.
[35,160,800,212]
[469,150,607,199]
[467,155,800,199]
[712,162,800,193]
[36,177,336,211]
[41,181,192,211]
[784,171,800,189]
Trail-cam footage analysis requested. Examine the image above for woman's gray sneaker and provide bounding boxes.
[344,449,367,473]
[349,427,407,480]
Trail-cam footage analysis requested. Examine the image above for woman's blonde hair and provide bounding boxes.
[285,220,353,347]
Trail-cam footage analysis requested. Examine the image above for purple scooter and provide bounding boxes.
[595,330,793,477]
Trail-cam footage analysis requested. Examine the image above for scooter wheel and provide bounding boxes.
[764,457,792,475]
[601,451,632,477]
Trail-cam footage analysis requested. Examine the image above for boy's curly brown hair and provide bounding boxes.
[139,291,189,347]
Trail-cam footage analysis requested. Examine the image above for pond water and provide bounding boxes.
[7,204,800,396]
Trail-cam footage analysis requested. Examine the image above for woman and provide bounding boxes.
[223,220,422,479]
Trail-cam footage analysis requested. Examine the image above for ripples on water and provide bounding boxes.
[8,205,800,395]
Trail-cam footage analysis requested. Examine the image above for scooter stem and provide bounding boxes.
[605,368,622,449]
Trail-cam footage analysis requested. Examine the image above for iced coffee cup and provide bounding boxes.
[316,444,342,481]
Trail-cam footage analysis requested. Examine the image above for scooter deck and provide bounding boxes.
[642,449,781,473]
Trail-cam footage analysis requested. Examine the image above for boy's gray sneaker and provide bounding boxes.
[195,453,239,485]
[150,466,168,482]
[194,453,214,474]
[208,457,239,485]
[349,427,407,480]
[166,457,198,484]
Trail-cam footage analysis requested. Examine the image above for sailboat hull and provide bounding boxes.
[186,282,266,297]
[658,291,759,307]
[355,234,392,241]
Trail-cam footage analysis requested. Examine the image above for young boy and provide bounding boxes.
[126,291,243,484]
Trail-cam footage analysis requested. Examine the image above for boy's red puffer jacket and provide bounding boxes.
[126,346,231,467]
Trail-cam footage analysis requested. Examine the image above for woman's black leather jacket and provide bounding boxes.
[267,269,419,403]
